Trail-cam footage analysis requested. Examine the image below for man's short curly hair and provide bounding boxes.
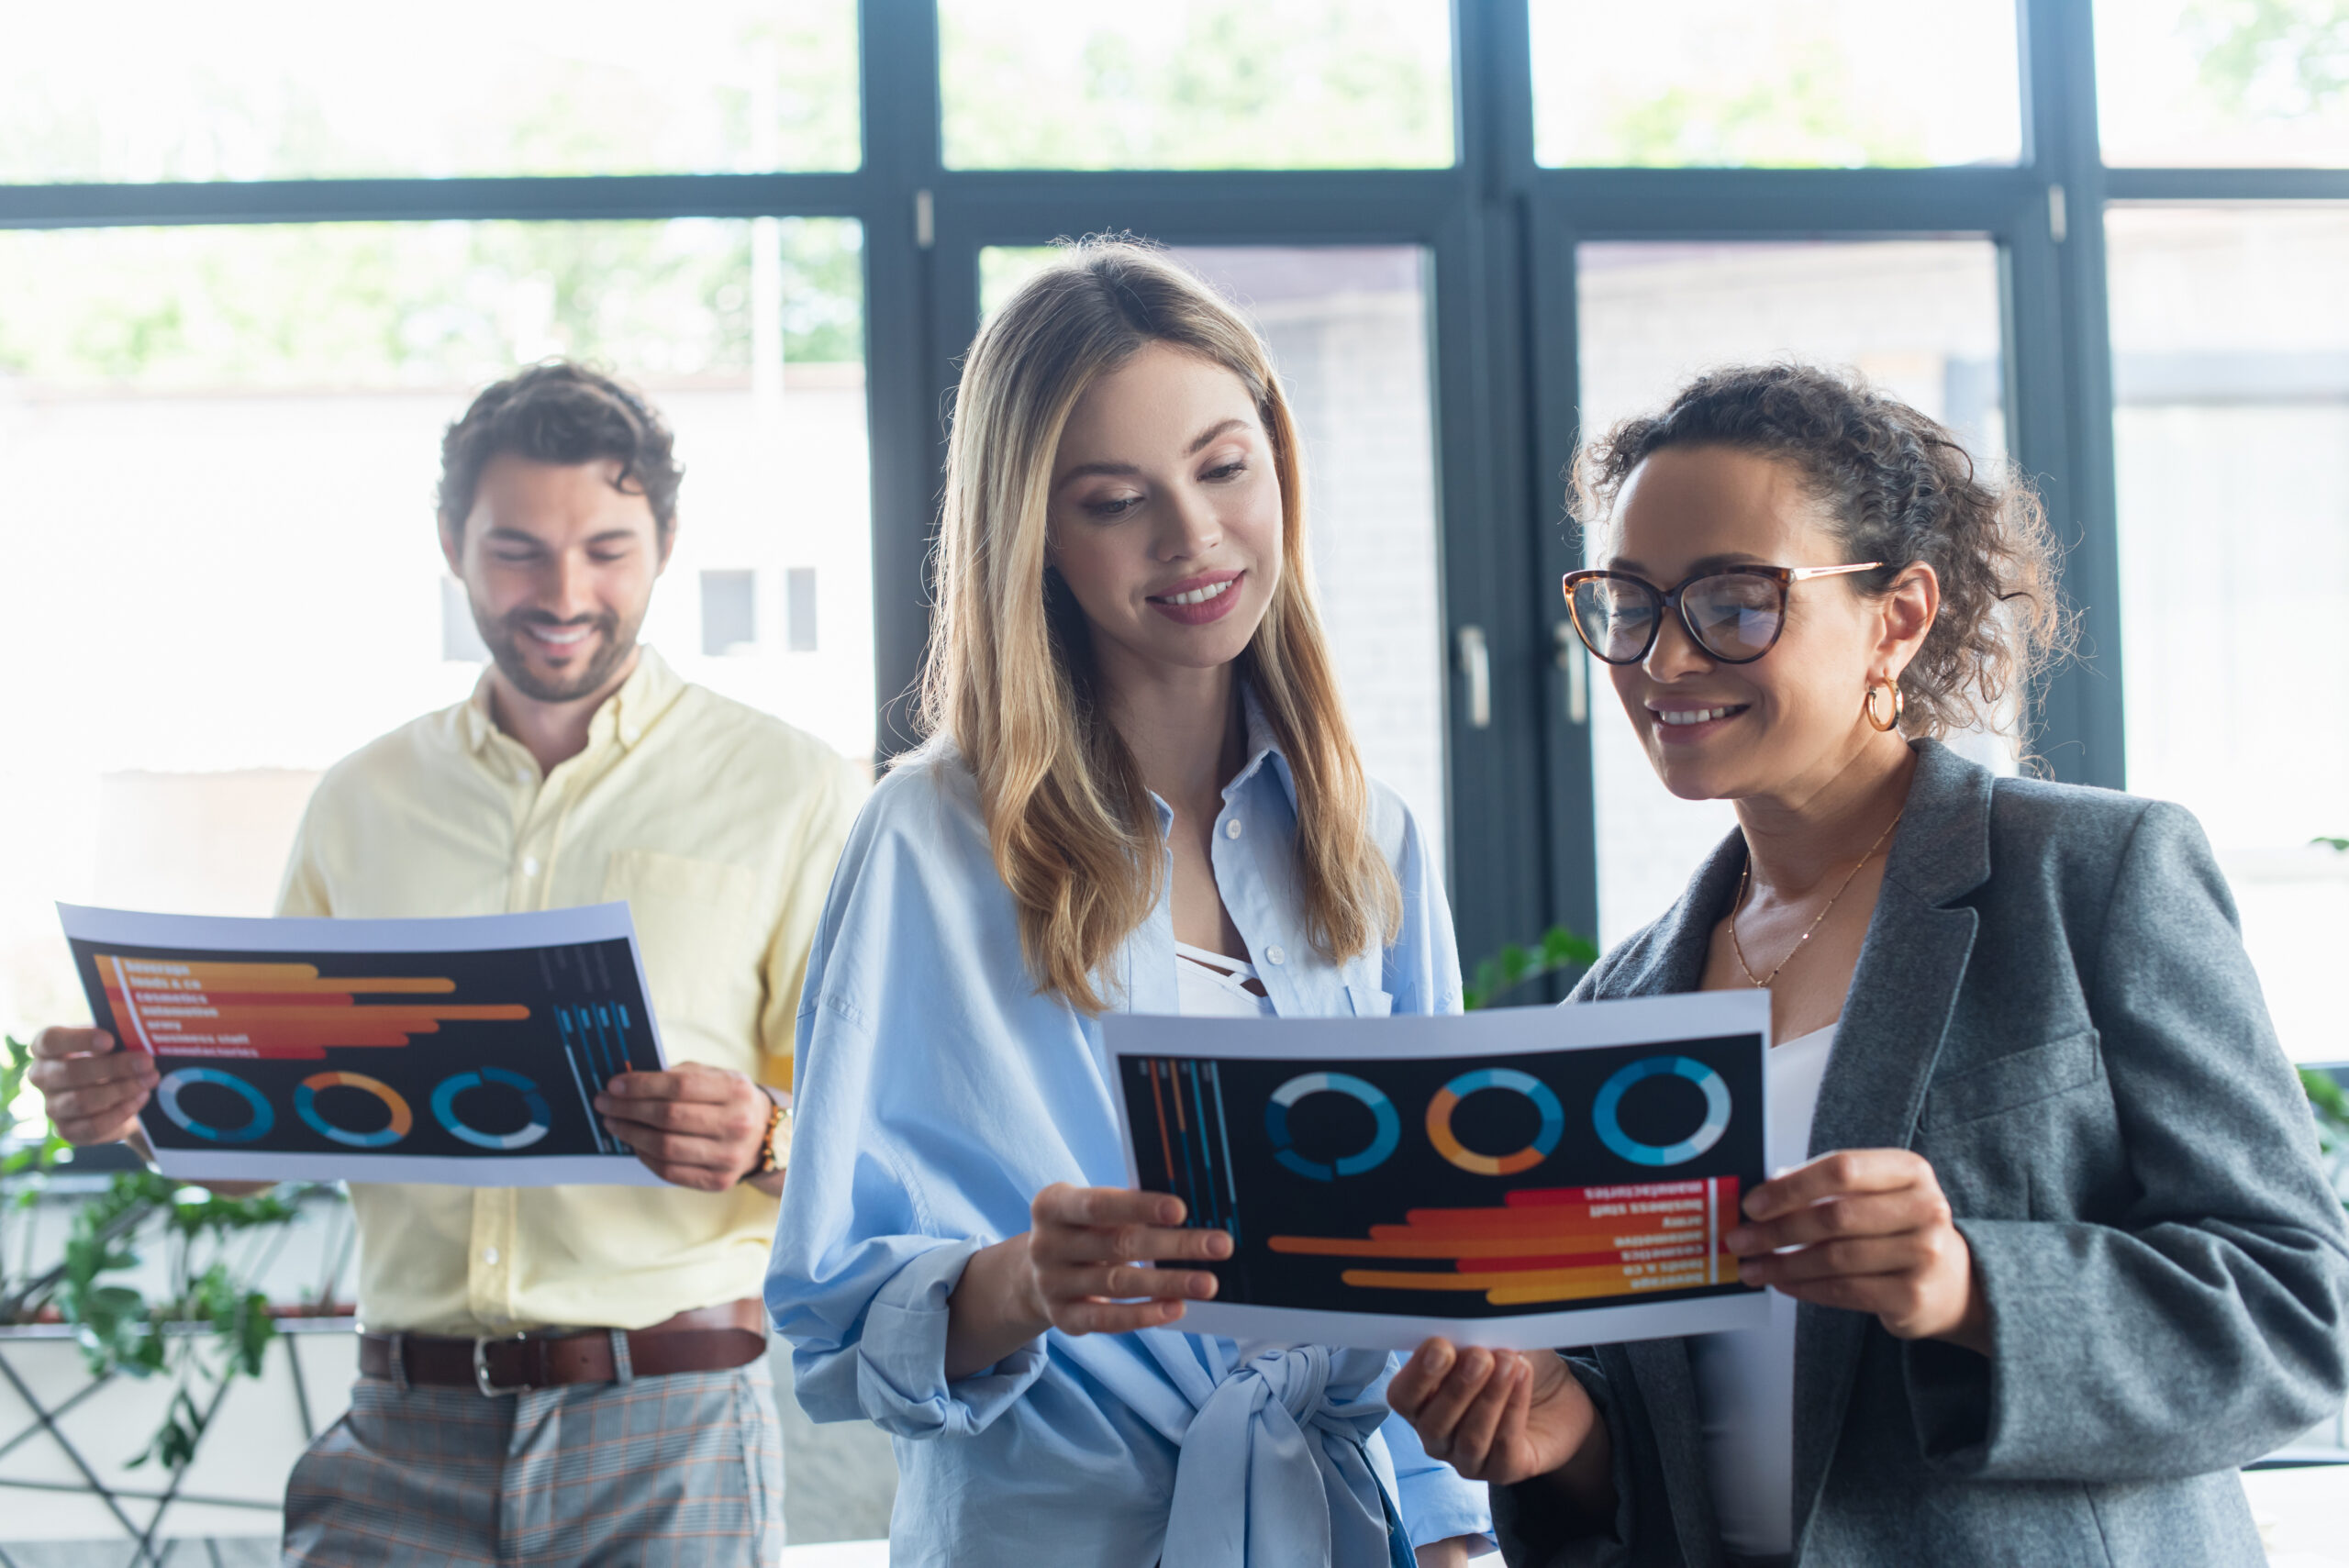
[437,361,684,539]
[1573,362,2073,743]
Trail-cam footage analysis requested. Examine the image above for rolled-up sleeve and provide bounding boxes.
[1905,802,2349,1480]
[1379,1398,1493,1549]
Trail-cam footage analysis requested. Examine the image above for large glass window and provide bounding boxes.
[940,0,1455,170]
[0,1,859,180]
[980,244,1451,881]
[0,217,870,1041]
[1573,239,2009,945]
[2097,0,2349,168]
[1530,0,2021,168]
[2109,205,2349,1062]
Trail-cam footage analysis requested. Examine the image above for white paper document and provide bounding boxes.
[1107,992,1772,1351]
[59,903,670,1187]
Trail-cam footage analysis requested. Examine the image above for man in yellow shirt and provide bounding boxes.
[29,361,863,1563]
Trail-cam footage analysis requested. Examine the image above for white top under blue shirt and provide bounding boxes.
[765,698,1493,1568]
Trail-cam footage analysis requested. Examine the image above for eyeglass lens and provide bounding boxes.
[1569,573,1787,663]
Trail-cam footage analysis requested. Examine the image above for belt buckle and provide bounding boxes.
[473,1333,532,1396]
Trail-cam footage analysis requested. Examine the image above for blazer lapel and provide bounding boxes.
[1788,740,1992,1548]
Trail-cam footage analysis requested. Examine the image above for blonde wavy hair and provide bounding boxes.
[919,239,1400,1013]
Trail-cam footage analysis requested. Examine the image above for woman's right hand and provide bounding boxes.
[27,1028,156,1146]
[1022,1183,1231,1334]
[945,1184,1232,1380]
[1388,1338,1605,1487]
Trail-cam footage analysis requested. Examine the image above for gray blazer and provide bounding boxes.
[1497,740,2349,1568]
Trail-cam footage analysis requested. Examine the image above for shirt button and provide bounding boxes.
[513,765,531,784]
[521,857,540,877]
[1264,945,1286,966]
[1225,819,1243,840]
[481,1247,500,1266]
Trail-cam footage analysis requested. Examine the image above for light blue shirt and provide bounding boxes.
[766,706,1491,1568]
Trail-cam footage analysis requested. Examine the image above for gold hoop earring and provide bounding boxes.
[1865,678,1904,733]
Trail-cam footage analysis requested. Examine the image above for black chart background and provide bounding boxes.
[72,936,661,1162]
[1119,1033,1764,1318]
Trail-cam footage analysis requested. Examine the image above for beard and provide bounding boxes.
[474,600,645,705]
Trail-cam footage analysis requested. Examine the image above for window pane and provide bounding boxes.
[0,217,872,1043]
[979,244,1451,881]
[0,1,857,180]
[2098,0,2349,167]
[1531,0,2021,168]
[941,0,1454,170]
[1574,239,2008,944]
[2110,206,2349,1062]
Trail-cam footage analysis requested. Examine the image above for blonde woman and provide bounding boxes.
[766,242,1490,1566]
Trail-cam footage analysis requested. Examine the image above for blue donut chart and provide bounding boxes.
[157,1067,275,1144]
[430,1067,553,1151]
[1264,1071,1400,1181]
[1592,1055,1733,1167]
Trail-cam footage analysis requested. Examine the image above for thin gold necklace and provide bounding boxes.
[1730,811,1903,988]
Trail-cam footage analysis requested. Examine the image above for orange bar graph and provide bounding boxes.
[99,956,529,1061]
[1268,1179,1742,1307]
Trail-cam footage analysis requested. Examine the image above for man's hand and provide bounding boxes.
[28,1028,156,1146]
[595,1064,774,1193]
[1389,1339,1602,1488]
[1727,1149,1988,1353]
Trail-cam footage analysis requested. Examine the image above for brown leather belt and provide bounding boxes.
[360,1298,767,1395]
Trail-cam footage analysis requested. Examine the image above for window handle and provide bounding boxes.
[1554,622,1588,725]
[1456,625,1491,730]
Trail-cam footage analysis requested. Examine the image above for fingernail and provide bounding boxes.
[1724,1227,1755,1254]
[1208,1232,1232,1258]
[1191,1273,1219,1299]
[1162,1198,1186,1225]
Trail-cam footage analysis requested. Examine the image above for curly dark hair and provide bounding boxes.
[436,361,684,539]
[1572,362,2072,742]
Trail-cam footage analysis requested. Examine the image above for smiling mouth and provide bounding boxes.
[1652,704,1749,727]
[522,622,596,651]
[1149,578,1238,607]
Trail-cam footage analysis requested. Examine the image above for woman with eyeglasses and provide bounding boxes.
[1386,364,2349,1568]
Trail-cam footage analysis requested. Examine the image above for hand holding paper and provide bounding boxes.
[28,1027,156,1147]
[1728,1147,1987,1351]
[1108,991,1774,1351]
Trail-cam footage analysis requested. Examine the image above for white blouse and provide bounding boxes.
[1174,940,1277,1018]
[1687,1020,1839,1558]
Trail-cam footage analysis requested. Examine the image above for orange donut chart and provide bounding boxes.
[1425,1068,1565,1176]
[295,1071,414,1149]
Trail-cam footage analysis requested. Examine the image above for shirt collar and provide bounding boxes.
[459,644,685,759]
[1221,682,1297,812]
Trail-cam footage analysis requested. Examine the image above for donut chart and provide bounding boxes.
[157,1067,275,1144]
[430,1068,553,1151]
[295,1072,414,1149]
[1265,1072,1399,1181]
[1592,1055,1732,1167]
[1426,1067,1565,1176]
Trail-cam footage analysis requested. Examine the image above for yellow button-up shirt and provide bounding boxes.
[276,648,863,1335]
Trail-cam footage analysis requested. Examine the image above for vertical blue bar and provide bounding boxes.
[1172,1062,1199,1222]
[1208,1062,1241,1248]
[1184,1062,1219,1233]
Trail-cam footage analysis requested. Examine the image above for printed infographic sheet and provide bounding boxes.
[59,903,669,1186]
[1108,992,1771,1350]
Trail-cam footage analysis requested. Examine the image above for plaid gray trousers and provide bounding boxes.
[280,1355,784,1566]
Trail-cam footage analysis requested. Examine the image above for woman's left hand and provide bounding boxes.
[1725,1149,1990,1354]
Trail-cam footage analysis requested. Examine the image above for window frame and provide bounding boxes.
[4,0,2343,978]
